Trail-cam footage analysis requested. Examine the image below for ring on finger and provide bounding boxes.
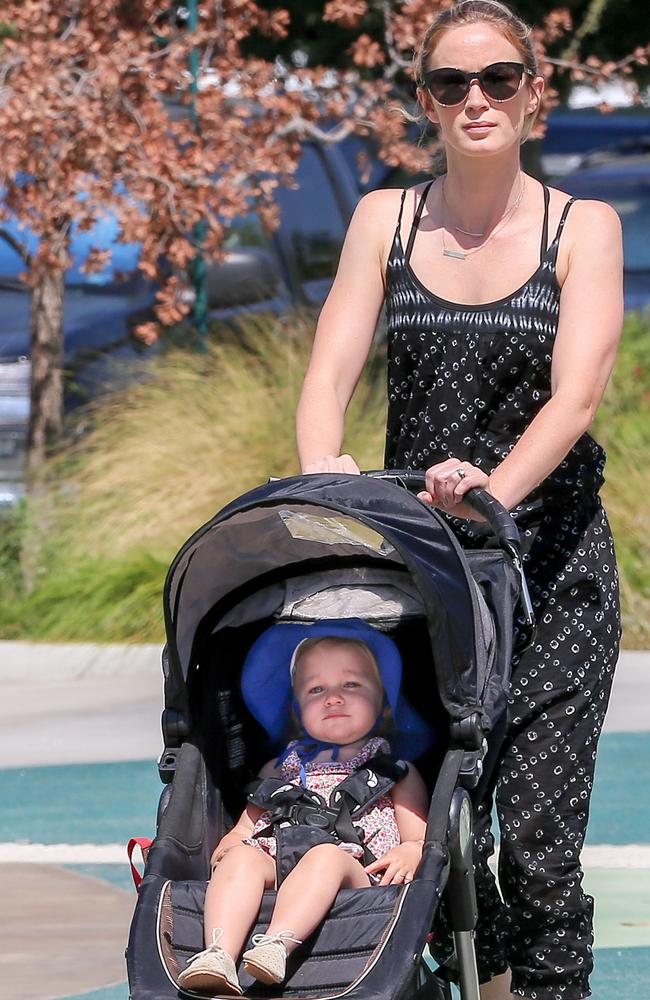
[455,467,467,480]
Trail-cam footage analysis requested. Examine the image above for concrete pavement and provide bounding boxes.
[0,643,162,769]
[1,866,134,1000]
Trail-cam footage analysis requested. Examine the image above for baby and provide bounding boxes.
[178,621,429,996]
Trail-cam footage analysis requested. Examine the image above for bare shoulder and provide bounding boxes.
[392,760,428,795]
[352,184,430,269]
[259,758,281,778]
[351,186,404,231]
[549,185,622,241]
[354,182,431,221]
[548,185,622,283]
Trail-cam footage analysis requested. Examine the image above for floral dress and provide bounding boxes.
[243,736,401,861]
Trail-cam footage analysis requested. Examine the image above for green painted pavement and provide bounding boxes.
[3,733,649,847]
[60,948,650,1000]
[0,759,160,844]
[587,869,650,949]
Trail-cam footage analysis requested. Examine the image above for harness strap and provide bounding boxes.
[246,752,408,878]
[127,837,153,890]
[330,753,408,815]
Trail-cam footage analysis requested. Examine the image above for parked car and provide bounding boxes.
[558,153,650,313]
[0,216,159,505]
[0,140,361,505]
[541,108,650,177]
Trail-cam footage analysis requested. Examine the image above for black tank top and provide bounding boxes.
[384,180,605,526]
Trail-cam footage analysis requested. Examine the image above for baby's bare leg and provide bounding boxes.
[204,844,275,956]
[265,843,369,953]
[480,970,512,1000]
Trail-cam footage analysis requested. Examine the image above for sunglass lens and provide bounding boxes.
[429,69,468,106]
[482,63,522,100]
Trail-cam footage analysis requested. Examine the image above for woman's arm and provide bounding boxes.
[296,188,397,473]
[422,199,624,512]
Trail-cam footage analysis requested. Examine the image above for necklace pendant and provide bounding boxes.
[443,247,467,260]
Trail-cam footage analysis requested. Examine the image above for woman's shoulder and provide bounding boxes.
[355,182,433,219]
[351,183,433,270]
[352,186,405,228]
[546,182,621,233]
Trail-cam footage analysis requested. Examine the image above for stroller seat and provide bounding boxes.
[159,880,439,998]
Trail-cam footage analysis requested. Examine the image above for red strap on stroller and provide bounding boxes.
[127,837,153,890]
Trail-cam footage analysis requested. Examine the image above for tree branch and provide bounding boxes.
[275,115,356,142]
[545,52,643,76]
[0,226,32,266]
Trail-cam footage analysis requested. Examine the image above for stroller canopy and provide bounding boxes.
[163,474,518,731]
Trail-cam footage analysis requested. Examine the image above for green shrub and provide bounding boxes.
[1,310,647,646]
[592,311,650,647]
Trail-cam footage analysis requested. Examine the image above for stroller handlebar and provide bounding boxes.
[363,470,536,633]
[362,470,521,553]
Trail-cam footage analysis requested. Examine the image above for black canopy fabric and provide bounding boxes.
[162,474,517,730]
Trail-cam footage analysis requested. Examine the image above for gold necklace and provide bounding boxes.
[441,176,526,260]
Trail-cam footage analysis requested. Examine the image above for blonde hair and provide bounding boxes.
[405,0,541,149]
[293,636,381,687]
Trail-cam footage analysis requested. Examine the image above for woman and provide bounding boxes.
[295,2,623,999]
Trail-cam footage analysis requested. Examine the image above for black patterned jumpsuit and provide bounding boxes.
[384,181,621,1000]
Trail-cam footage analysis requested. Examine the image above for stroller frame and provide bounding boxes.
[127,472,533,1000]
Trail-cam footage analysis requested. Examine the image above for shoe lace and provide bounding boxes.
[185,927,226,966]
[250,930,302,951]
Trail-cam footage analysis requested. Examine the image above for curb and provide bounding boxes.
[0,641,161,682]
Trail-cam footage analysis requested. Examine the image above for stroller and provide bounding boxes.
[127,471,534,1000]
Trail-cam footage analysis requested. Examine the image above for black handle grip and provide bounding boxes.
[363,470,521,553]
[363,469,536,639]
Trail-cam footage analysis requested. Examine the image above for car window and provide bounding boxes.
[223,213,272,251]
[274,144,347,305]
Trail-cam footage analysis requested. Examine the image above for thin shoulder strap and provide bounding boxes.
[539,184,550,264]
[552,198,575,246]
[395,188,407,236]
[404,181,435,263]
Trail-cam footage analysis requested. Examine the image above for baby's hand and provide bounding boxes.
[364,841,423,886]
[210,832,246,868]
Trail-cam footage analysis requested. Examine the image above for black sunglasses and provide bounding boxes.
[422,61,534,106]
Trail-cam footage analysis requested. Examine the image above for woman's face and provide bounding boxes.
[293,641,384,747]
[417,21,544,159]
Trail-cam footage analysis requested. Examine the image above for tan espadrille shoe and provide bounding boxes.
[177,928,243,995]
[242,930,303,985]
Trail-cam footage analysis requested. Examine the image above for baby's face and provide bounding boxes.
[293,642,384,747]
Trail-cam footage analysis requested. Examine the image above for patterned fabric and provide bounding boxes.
[243,737,401,861]
[385,183,621,1000]
[385,182,604,525]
